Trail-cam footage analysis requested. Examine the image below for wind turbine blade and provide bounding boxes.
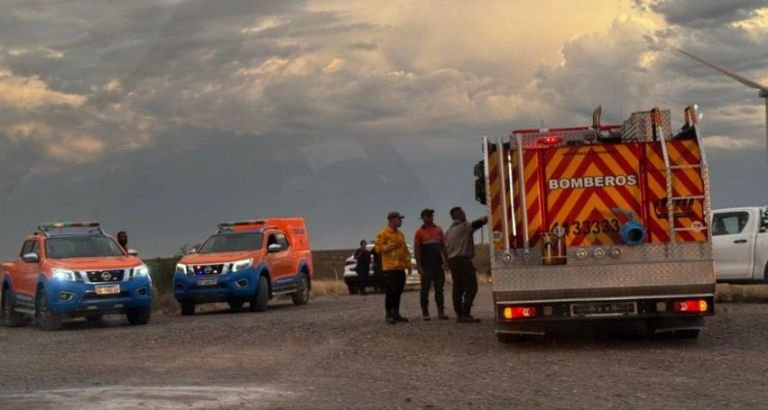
[676,48,768,91]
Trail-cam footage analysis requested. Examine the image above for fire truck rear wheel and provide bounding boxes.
[673,329,700,339]
[496,333,529,343]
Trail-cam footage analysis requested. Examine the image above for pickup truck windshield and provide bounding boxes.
[198,232,264,254]
[46,236,125,259]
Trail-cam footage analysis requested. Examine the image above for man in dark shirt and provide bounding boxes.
[353,240,371,294]
[117,231,129,252]
[414,209,449,321]
[444,207,487,323]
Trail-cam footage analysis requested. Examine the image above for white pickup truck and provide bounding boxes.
[712,207,768,282]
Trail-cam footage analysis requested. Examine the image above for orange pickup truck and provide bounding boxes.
[1,222,152,330]
[173,218,313,315]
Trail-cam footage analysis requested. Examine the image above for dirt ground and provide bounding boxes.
[1,284,767,409]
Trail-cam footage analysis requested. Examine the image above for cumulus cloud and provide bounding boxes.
[0,69,85,108]
[636,0,765,27]
[6,122,104,163]
[0,0,767,257]
[704,135,762,150]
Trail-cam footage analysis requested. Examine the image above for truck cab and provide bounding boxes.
[173,218,313,315]
[712,207,768,282]
[1,222,153,330]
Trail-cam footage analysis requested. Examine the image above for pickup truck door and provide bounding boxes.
[712,210,753,280]
[265,232,288,287]
[16,239,40,298]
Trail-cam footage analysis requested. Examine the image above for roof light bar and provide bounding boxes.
[218,220,266,227]
[38,221,101,231]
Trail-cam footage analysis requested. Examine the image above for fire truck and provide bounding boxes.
[475,106,715,341]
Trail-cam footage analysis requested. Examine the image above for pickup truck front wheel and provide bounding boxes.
[181,302,195,316]
[250,276,269,312]
[127,307,151,325]
[36,291,62,331]
[2,289,26,327]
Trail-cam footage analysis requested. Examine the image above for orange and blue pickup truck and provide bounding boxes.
[173,218,313,315]
[1,222,153,330]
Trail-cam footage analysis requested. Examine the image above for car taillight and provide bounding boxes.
[502,306,537,320]
[673,299,708,313]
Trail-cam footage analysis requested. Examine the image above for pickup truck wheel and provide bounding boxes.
[762,262,768,284]
[228,301,244,310]
[2,289,26,327]
[181,302,195,316]
[291,273,310,306]
[36,291,62,331]
[250,276,269,312]
[126,307,151,325]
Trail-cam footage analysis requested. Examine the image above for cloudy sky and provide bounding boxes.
[0,0,766,259]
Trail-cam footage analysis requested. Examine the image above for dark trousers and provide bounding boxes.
[382,270,406,317]
[448,257,478,317]
[420,266,445,313]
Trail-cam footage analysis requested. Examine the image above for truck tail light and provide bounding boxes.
[673,299,708,313]
[535,136,564,146]
[502,306,537,320]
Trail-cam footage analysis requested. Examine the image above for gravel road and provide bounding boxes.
[1,284,767,409]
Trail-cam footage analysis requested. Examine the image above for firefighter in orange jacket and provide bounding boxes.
[375,211,412,324]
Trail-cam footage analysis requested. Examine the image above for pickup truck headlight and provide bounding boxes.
[175,263,188,274]
[131,264,150,279]
[232,258,253,272]
[52,268,78,281]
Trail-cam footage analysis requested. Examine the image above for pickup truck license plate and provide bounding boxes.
[95,284,120,295]
[197,278,217,286]
[570,302,637,317]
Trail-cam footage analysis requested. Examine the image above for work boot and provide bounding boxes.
[386,310,397,324]
[422,311,431,321]
[457,315,481,323]
[395,314,409,322]
[437,309,449,320]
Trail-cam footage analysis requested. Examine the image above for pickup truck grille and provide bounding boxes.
[192,264,225,275]
[86,269,124,283]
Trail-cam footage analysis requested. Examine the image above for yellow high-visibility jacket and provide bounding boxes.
[375,226,411,272]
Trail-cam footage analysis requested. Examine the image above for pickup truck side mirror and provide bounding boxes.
[22,252,39,263]
[267,243,283,253]
[188,248,198,254]
[127,249,139,256]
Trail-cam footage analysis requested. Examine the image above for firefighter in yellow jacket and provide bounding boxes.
[375,211,412,324]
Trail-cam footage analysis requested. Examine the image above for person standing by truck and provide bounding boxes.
[375,211,412,324]
[353,240,371,294]
[414,209,449,321]
[444,207,487,323]
[117,231,129,252]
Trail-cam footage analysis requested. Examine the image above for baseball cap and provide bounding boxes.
[387,211,405,220]
[420,209,435,218]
